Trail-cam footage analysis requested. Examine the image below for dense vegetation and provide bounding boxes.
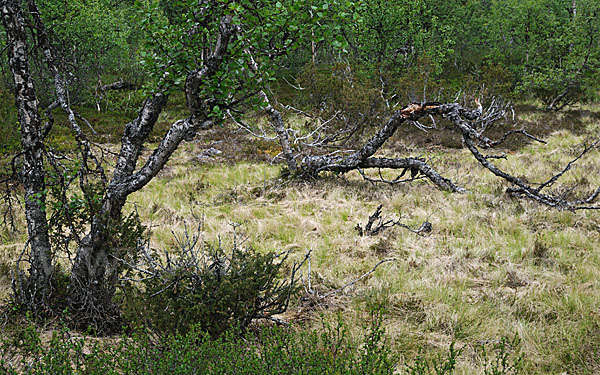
[1,312,525,375]
[1,0,599,152]
[1,0,599,374]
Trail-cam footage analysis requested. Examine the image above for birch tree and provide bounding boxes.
[1,0,343,331]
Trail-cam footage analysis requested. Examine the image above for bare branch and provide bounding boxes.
[537,139,600,191]
[490,129,547,147]
[245,51,297,171]
[463,130,599,210]
[100,80,137,92]
[322,258,396,298]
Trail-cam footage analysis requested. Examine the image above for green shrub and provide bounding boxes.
[122,227,303,335]
[0,324,87,374]
[479,335,523,375]
[0,313,394,374]
[403,342,462,375]
[0,316,523,374]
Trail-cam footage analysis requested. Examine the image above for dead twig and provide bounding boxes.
[356,205,433,237]
[322,258,397,298]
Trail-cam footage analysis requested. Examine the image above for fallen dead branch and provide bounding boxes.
[244,91,600,211]
[356,205,432,236]
[301,252,397,303]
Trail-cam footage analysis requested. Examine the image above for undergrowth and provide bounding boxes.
[0,314,522,375]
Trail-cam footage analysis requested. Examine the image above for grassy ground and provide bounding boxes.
[1,102,600,374]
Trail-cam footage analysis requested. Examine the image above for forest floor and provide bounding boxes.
[1,102,599,374]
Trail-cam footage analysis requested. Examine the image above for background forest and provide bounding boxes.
[0,0,599,374]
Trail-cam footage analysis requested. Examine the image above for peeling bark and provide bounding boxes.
[3,0,243,324]
[245,52,297,172]
[259,92,298,172]
[1,0,52,294]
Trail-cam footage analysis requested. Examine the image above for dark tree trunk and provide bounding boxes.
[67,15,239,326]
[1,0,52,295]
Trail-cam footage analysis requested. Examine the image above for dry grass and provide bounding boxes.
[2,106,600,374]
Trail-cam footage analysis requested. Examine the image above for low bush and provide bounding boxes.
[0,314,392,374]
[121,226,304,336]
[0,312,523,374]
